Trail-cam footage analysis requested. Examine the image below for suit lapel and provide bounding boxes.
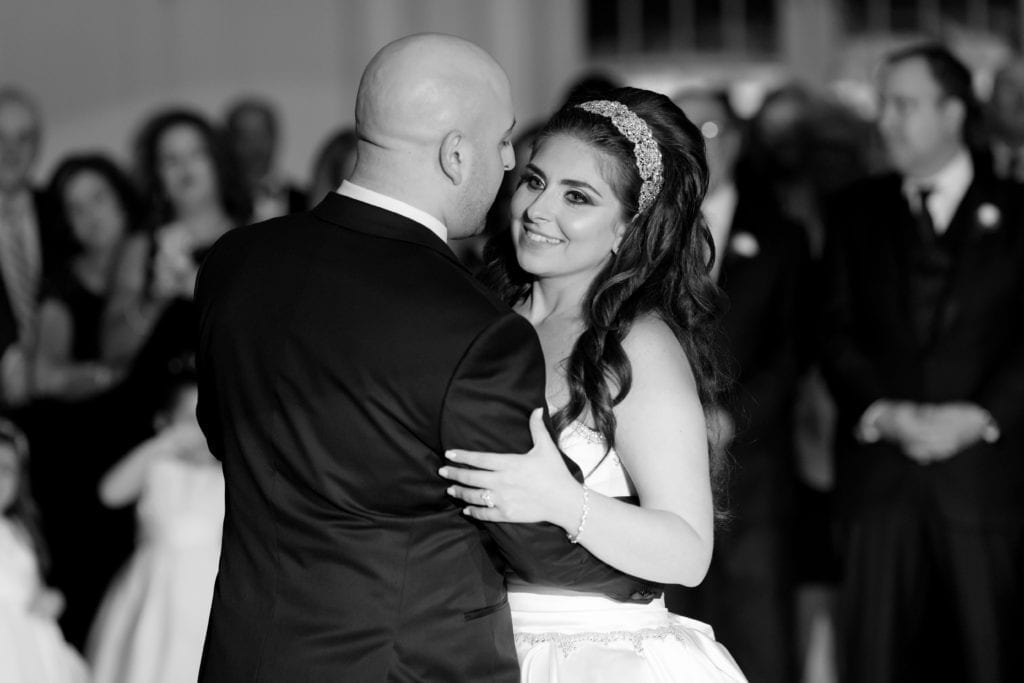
[310,193,468,273]
[933,172,997,336]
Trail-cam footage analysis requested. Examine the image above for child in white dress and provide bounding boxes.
[87,376,224,683]
[0,418,88,683]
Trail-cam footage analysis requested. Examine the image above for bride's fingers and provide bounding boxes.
[438,465,494,488]
[462,505,503,522]
[444,450,507,470]
[445,484,491,505]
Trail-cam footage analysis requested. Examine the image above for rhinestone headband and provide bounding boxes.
[576,100,664,214]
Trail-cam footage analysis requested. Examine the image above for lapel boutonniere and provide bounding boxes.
[976,202,1002,232]
[729,231,760,258]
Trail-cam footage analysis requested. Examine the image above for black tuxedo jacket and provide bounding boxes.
[820,168,1024,523]
[717,194,809,521]
[195,194,654,682]
[286,184,308,214]
[0,190,66,333]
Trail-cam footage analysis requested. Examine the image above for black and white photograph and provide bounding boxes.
[2,2,1024,682]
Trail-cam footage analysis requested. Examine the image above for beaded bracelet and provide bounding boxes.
[567,484,590,544]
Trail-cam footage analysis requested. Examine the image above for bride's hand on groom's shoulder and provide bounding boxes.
[440,408,583,530]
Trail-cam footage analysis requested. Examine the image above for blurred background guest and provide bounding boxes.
[0,87,67,408]
[986,54,1024,182]
[821,43,1024,683]
[32,154,138,401]
[102,108,249,418]
[87,370,222,683]
[21,153,144,650]
[224,96,308,221]
[307,127,358,206]
[0,418,88,683]
[668,86,809,683]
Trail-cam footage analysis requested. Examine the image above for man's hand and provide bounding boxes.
[906,403,997,463]
[865,400,997,465]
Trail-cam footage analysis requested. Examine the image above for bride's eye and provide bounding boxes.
[565,190,589,205]
[519,172,544,191]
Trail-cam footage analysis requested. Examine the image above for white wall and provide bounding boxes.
[0,0,585,187]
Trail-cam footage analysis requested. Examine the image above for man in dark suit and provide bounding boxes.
[224,95,308,221]
[821,44,1024,683]
[0,86,65,407]
[196,34,653,682]
[669,87,809,683]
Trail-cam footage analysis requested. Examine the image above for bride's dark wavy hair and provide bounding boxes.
[482,87,731,508]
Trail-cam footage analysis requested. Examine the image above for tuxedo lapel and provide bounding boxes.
[311,192,468,273]
[932,173,1000,337]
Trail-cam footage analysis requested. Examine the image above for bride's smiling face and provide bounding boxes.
[510,134,628,281]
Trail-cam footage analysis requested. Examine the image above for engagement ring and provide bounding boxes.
[481,490,495,508]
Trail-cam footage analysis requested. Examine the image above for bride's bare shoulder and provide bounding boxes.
[622,314,695,384]
[623,314,683,353]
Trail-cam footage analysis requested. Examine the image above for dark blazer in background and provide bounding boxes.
[718,195,809,520]
[820,165,1024,683]
[32,189,68,281]
[668,192,809,683]
[821,169,1024,523]
[0,190,67,321]
[195,193,655,683]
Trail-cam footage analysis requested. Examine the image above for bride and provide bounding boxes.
[440,88,748,682]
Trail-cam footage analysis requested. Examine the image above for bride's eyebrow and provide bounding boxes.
[560,178,603,198]
[524,163,546,180]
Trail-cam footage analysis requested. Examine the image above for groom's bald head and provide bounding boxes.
[349,34,516,238]
[355,33,510,149]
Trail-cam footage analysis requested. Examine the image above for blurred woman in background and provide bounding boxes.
[103,109,249,415]
[34,154,139,401]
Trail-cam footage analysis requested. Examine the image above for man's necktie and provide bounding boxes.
[914,186,937,241]
[0,195,39,345]
[908,185,951,347]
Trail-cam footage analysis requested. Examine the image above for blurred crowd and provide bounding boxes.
[1,41,1024,683]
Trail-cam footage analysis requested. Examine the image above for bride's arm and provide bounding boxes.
[567,317,714,586]
[441,312,658,600]
[443,316,715,587]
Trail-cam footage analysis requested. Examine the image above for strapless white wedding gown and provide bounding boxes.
[508,422,748,682]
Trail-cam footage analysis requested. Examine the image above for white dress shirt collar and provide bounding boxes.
[903,148,973,234]
[336,180,448,243]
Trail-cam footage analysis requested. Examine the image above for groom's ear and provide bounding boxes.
[439,130,464,185]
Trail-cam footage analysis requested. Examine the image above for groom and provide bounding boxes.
[196,33,653,682]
